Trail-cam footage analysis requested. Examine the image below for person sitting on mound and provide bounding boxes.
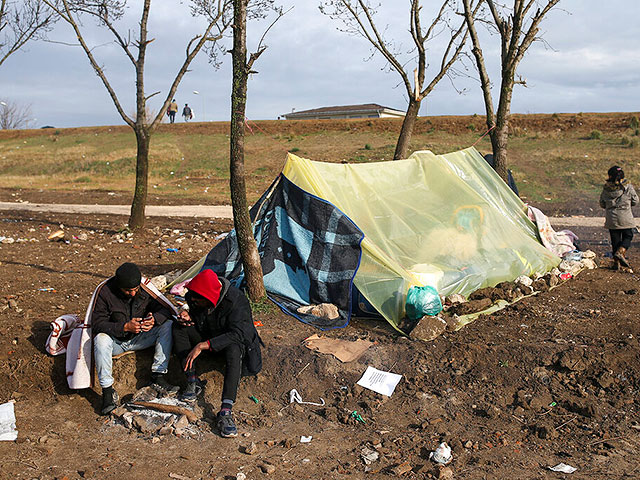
[92,262,178,415]
[173,269,263,438]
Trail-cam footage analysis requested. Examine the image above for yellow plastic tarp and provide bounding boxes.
[282,147,560,330]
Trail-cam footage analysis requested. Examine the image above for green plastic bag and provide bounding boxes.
[405,285,442,320]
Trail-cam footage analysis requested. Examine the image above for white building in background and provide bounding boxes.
[280,103,406,120]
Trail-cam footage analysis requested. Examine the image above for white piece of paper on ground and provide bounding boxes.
[356,366,402,397]
[0,401,18,441]
[549,463,577,473]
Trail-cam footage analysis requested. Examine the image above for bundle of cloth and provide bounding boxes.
[527,205,577,257]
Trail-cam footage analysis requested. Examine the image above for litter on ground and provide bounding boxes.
[356,366,402,397]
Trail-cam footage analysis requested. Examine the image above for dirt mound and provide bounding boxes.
[0,112,635,141]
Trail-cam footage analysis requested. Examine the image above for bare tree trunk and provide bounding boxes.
[490,69,515,181]
[393,98,421,160]
[129,127,150,229]
[489,123,509,180]
[230,0,266,301]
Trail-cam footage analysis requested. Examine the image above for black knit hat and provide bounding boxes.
[608,165,624,182]
[115,262,141,289]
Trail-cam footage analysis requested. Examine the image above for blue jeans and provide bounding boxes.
[94,320,173,388]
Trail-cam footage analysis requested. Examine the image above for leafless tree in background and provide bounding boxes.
[42,0,233,229]
[320,0,474,160]
[462,0,560,181]
[229,0,284,301]
[0,98,33,129]
[0,0,56,68]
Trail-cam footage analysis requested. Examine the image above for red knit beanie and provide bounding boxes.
[186,269,222,306]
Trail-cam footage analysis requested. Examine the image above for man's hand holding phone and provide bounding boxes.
[177,310,194,327]
[140,313,155,332]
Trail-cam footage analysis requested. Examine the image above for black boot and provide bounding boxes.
[101,386,119,415]
[614,247,631,269]
[151,373,180,395]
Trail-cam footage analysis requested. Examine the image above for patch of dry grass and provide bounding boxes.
[0,113,637,210]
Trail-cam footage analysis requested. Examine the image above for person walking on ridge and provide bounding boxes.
[182,103,193,122]
[167,99,178,123]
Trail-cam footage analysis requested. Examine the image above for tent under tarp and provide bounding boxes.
[173,147,560,332]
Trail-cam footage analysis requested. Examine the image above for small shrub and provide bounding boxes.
[629,115,640,129]
[288,147,300,153]
[628,138,638,148]
[551,113,560,120]
[466,124,476,132]
[621,136,631,146]
[511,126,527,137]
[635,128,640,136]
[364,143,372,150]
[54,130,61,135]
[73,176,92,183]
[250,298,276,314]
[589,130,602,140]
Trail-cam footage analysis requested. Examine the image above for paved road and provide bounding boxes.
[0,201,604,227]
[0,202,233,219]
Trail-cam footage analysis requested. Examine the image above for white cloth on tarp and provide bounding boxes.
[527,205,576,257]
[356,366,402,397]
[0,401,17,441]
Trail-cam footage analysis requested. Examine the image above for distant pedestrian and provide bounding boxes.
[600,165,638,272]
[182,104,193,122]
[167,99,178,124]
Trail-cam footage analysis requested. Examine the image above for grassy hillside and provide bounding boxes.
[0,112,638,215]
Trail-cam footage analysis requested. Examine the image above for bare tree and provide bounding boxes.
[0,0,56,68]
[462,0,560,181]
[320,0,472,160]
[43,0,233,229]
[230,0,284,301]
[0,98,33,129]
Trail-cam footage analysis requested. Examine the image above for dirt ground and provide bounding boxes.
[1,201,640,480]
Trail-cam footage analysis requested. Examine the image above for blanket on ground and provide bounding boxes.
[64,277,177,390]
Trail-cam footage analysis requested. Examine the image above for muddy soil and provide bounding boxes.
[1,205,639,480]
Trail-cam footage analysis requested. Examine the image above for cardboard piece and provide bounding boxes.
[303,334,373,363]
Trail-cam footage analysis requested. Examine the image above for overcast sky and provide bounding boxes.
[1,0,638,128]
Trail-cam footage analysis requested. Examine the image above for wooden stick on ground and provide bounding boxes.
[130,401,198,423]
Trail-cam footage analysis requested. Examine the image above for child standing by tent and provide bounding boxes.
[600,165,638,272]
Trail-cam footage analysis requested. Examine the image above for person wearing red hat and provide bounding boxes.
[173,269,263,438]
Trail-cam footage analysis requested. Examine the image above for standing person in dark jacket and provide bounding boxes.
[173,269,262,438]
[600,165,639,272]
[92,262,178,415]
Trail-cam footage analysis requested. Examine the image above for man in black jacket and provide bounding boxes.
[92,262,178,415]
[173,268,262,438]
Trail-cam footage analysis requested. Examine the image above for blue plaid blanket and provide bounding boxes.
[202,175,364,329]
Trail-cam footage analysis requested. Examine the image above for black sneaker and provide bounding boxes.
[151,374,180,395]
[217,410,238,438]
[101,388,119,416]
[178,381,201,403]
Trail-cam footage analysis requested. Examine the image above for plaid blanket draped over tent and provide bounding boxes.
[202,175,364,329]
